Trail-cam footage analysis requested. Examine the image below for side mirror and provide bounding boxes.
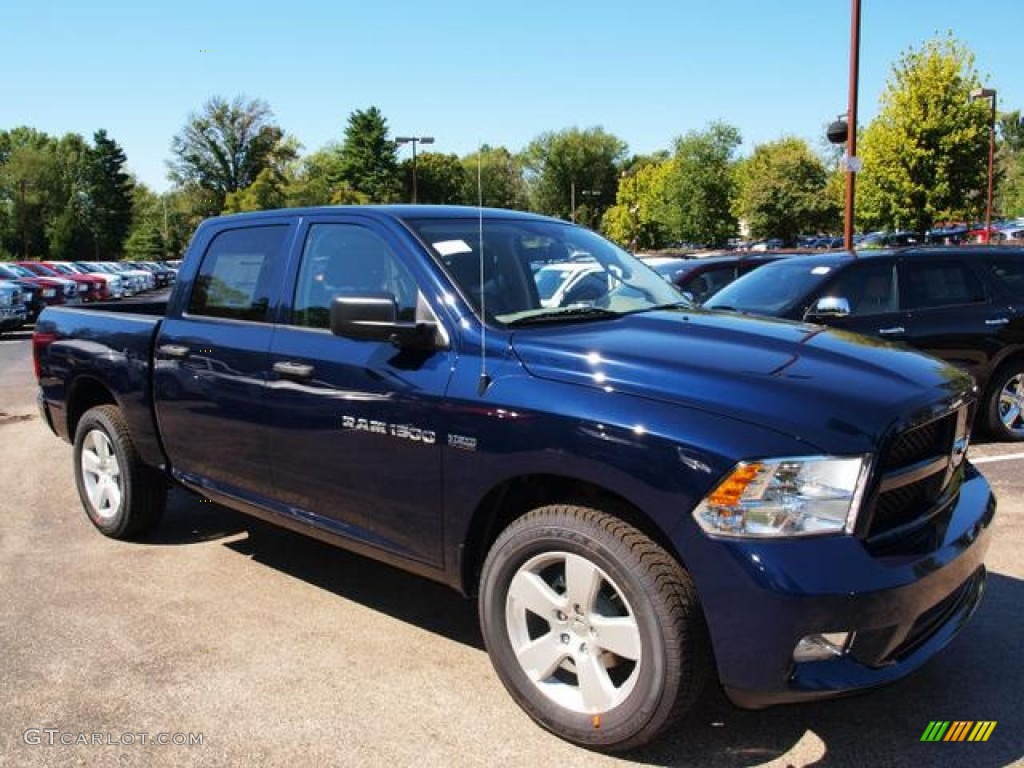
[805,296,851,320]
[329,293,439,349]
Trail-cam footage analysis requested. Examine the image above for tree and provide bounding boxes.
[338,106,400,203]
[401,152,466,204]
[223,167,288,213]
[123,182,166,260]
[996,110,1024,218]
[602,157,672,250]
[85,129,134,258]
[0,128,56,258]
[522,127,628,227]
[659,122,742,247]
[733,137,839,243]
[459,145,529,209]
[169,95,297,216]
[856,36,988,232]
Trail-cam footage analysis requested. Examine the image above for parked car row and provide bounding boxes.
[0,259,178,335]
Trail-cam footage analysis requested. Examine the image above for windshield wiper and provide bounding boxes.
[505,306,620,327]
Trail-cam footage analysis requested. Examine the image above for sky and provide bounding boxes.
[3,1,1021,194]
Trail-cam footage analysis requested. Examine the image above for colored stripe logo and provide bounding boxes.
[921,721,996,742]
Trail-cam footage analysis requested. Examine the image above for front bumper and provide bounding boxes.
[0,305,28,330]
[685,464,994,707]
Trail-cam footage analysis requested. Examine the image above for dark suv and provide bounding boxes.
[705,246,1024,441]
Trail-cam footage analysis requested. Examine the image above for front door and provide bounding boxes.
[265,218,453,566]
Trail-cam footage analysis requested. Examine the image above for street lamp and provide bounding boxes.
[395,135,434,203]
[825,0,861,252]
[970,88,997,243]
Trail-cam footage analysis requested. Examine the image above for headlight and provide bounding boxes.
[693,455,870,537]
[42,289,56,298]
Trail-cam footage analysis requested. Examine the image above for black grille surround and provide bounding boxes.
[863,403,972,548]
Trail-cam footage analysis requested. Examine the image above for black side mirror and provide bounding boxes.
[329,293,439,349]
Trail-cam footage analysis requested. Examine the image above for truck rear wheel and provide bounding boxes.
[479,505,709,751]
[73,405,166,539]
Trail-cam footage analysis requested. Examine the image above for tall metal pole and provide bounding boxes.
[411,140,419,204]
[844,0,862,251]
[985,94,997,242]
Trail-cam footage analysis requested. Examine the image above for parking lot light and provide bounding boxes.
[969,88,997,244]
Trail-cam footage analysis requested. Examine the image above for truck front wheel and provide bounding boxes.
[73,405,166,539]
[479,505,710,751]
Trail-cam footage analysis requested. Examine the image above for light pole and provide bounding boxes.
[395,136,434,203]
[970,88,997,243]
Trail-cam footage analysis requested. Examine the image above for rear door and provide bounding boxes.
[265,215,453,566]
[895,254,1001,383]
[154,221,293,503]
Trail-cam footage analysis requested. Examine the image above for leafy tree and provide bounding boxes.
[401,152,466,204]
[459,145,529,209]
[733,137,839,243]
[996,110,1024,218]
[0,127,58,258]
[123,182,167,260]
[659,122,742,247]
[522,127,628,227]
[338,106,400,203]
[169,95,297,216]
[85,129,134,258]
[856,37,988,232]
[602,158,672,250]
[224,167,288,213]
[46,133,95,260]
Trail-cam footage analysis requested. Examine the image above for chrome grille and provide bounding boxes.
[868,406,969,541]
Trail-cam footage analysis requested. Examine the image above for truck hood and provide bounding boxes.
[510,309,973,452]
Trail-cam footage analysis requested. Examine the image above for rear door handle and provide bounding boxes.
[273,361,315,381]
[878,326,905,335]
[157,344,189,359]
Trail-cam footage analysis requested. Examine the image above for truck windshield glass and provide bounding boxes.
[402,217,685,325]
[704,259,836,315]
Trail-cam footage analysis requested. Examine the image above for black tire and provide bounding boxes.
[73,405,166,539]
[984,361,1024,442]
[479,505,710,751]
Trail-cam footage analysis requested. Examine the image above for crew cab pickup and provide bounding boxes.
[34,206,995,751]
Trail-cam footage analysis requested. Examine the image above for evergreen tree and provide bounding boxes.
[338,107,400,203]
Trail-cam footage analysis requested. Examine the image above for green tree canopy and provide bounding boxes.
[85,129,134,258]
[338,106,400,203]
[856,36,989,232]
[602,157,672,250]
[459,145,529,210]
[169,95,297,216]
[659,122,742,247]
[733,137,839,243]
[402,152,466,204]
[522,127,628,227]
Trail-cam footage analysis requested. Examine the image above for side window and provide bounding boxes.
[824,263,896,315]
[682,267,736,303]
[985,257,1024,299]
[292,223,418,329]
[188,225,288,321]
[899,261,986,310]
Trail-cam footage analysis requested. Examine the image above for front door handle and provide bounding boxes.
[157,344,189,359]
[878,326,905,335]
[985,317,1009,326]
[273,361,315,381]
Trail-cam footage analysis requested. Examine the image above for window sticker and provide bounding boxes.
[433,239,473,256]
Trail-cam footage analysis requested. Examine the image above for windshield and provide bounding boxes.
[704,258,837,315]
[403,216,685,325]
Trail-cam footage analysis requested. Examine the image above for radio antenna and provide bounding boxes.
[476,147,492,396]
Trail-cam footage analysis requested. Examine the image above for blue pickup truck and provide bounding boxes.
[34,206,994,751]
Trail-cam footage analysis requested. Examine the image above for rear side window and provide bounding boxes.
[681,267,736,303]
[899,261,986,310]
[984,257,1024,299]
[188,226,288,321]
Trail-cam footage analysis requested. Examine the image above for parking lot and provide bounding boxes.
[1,327,1022,768]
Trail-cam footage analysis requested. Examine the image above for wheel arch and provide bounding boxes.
[67,375,118,440]
[458,473,685,597]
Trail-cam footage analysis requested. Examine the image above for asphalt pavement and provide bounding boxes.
[1,328,1022,768]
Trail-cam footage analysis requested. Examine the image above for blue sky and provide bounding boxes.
[3,1,1021,193]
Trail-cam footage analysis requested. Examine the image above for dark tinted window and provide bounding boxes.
[680,267,736,303]
[984,256,1024,298]
[823,263,896,315]
[704,259,838,315]
[292,223,418,329]
[899,261,985,310]
[188,226,288,321]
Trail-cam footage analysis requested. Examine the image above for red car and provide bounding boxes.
[18,261,97,301]
[0,263,73,312]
